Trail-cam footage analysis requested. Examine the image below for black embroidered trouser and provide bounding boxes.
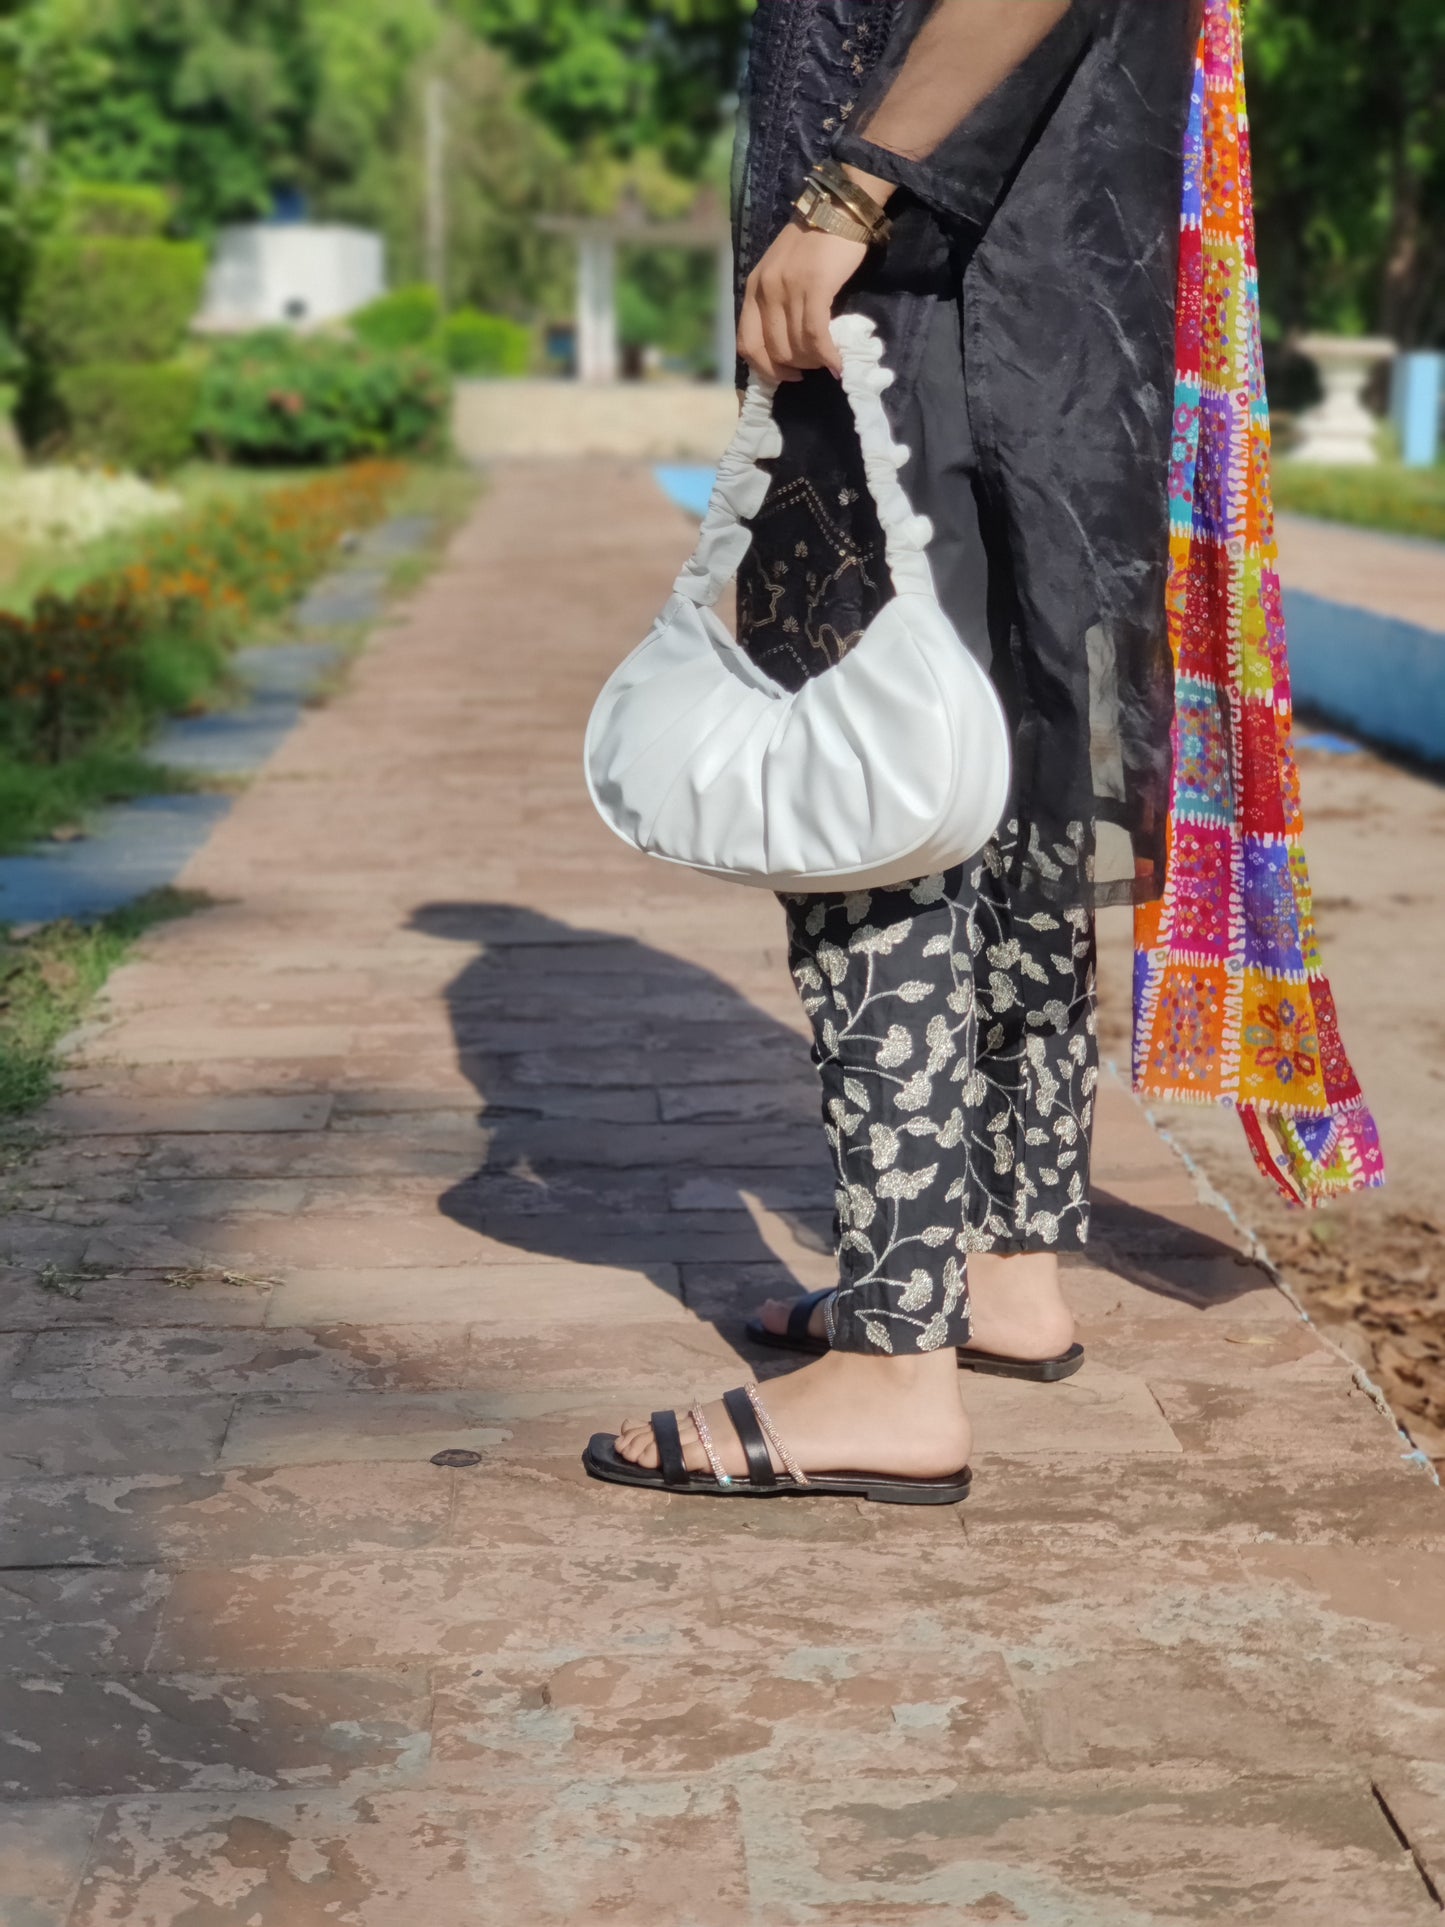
[782,824,1099,1356]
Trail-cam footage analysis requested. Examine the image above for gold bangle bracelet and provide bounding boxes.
[812,160,891,236]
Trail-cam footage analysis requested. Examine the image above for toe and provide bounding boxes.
[615,1424,660,1470]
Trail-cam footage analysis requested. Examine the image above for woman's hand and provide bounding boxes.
[737,224,868,385]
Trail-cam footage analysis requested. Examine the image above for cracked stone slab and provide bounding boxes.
[68,1784,750,1925]
[964,1453,1445,1552]
[10,1325,471,1400]
[143,1541,1325,1676]
[0,1669,430,1799]
[1372,1763,1445,1907]
[0,1338,34,1391]
[217,1394,516,1470]
[733,1773,1440,1925]
[0,1396,232,1479]
[0,1270,272,1332]
[430,1649,1040,1783]
[0,1463,455,1569]
[1147,1357,1405,1461]
[264,1260,683,1327]
[42,1095,336,1137]
[0,1801,100,1927]
[958,1364,1183,1460]
[0,1567,169,1673]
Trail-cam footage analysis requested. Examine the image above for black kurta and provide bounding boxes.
[733,0,1199,905]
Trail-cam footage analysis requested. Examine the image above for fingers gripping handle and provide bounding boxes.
[671,314,939,609]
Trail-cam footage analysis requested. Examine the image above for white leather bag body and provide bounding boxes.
[584,312,1011,893]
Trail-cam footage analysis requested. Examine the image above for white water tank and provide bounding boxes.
[196,224,386,332]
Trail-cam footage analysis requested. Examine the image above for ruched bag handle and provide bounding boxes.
[670,313,939,611]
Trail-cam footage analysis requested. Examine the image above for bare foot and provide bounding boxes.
[615,1348,971,1482]
[755,1252,1076,1361]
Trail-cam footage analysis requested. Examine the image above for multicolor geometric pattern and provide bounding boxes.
[1132,0,1385,1205]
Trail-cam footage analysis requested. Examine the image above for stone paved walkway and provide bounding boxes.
[3,464,1444,1925]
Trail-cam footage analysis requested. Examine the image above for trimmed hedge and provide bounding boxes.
[64,183,171,240]
[55,362,202,474]
[440,308,532,377]
[195,331,450,464]
[22,237,206,367]
[351,284,443,352]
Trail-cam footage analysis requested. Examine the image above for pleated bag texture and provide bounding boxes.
[584,313,1011,894]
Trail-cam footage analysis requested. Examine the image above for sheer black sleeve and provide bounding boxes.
[833,1,1094,232]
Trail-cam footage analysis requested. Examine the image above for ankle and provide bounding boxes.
[965,1253,1074,1356]
[821,1346,962,1397]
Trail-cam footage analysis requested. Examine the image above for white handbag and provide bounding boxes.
[583,312,1011,893]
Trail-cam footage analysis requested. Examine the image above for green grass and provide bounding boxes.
[0,748,204,857]
[1273,461,1445,544]
[0,889,207,1117]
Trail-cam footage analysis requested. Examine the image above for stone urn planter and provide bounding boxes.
[1289,334,1396,465]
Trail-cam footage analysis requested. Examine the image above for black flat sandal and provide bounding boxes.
[744,1287,1085,1383]
[583,1381,972,1508]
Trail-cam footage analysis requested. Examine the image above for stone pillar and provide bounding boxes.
[715,235,737,387]
[576,228,618,383]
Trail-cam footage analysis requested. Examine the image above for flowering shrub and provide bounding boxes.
[0,585,147,764]
[0,460,404,765]
[126,461,403,623]
[0,469,182,547]
[195,332,450,464]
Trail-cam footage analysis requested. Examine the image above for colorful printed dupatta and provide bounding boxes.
[1131,0,1385,1206]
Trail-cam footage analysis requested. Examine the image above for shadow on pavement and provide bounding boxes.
[414,901,1275,1335]
[413,901,830,1344]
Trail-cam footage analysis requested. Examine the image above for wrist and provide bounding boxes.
[840,162,896,209]
[795,159,893,247]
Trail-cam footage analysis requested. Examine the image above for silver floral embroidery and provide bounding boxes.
[786,836,1098,1354]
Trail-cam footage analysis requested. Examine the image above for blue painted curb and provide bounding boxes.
[1283,589,1445,766]
[0,794,236,926]
[654,465,717,519]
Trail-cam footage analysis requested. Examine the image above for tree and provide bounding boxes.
[334,26,576,322]
[1247,0,1445,345]
[16,0,443,234]
[461,0,753,176]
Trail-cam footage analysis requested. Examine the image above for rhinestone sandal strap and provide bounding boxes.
[742,1380,810,1486]
[689,1402,733,1487]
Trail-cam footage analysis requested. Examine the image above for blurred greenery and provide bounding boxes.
[351,283,443,352]
[55,360,201,473]
[458,0,753,176]
[8,0,442,234]
[0,0,1439,380]
[439,308,532,376]
[1273,461,1445,544]
[618,248,715,373]
[194,332,450,463]
[1247,0,1445,346]
[23,236,205,365]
